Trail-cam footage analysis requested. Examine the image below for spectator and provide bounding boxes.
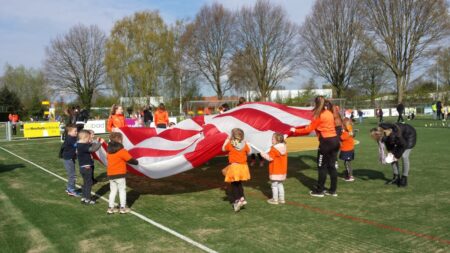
[436,101,442,120]
[154,103,169,128]
[357,109,363,124]
[376,107,384,123]
[107,104,126,132]
[8,112,19,135]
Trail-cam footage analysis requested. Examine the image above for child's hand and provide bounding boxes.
[290,127,296,133]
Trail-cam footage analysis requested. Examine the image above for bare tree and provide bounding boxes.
[187,3,235,100]
[229,48,257,96]
[236,0,301,101]
[45,24,106,109]
[361,0,450,103]
[353,47,391,107]
[300,0,363,98]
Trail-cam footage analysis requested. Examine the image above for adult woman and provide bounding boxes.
[291,96,340,197]
[370,123,416,187]
[107,104,125,132]
[154,103,169,128]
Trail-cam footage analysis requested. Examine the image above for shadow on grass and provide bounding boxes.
[353,168,389,182]
[288,154,317,191]
[0,163,25,173]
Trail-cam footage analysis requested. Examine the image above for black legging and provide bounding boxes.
[317,136,340,192]
[230,181,244,202]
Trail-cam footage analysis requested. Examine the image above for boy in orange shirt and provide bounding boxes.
[260,133,288,205]
[106,132,139,214]
[339,118,355,182]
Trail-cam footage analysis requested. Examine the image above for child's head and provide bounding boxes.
[78,130,91,143]
[87,129,95,141]
[66,124,77,137]
[109,132,123,143]
[110,104,123,116]
[370,127,384,141]
[272,132,285,145]
[230,128,244,142]
[343,118,353,132]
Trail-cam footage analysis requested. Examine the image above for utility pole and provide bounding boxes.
[436,64,439,100]
[179,76,183,115]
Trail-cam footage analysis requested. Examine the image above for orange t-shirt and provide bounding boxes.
[224,142,250,164]
[154,109,169,126]
[340,130,354,151]
[295,110,336,138]
[268,145,287,176]
[107,114,125,132]
[107,148,133,178]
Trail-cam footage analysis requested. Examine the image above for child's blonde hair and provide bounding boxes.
[109,132,123,143]
[273,132,285,144]
[343,118,353,132]
[230,128,244,142]
[78,130,91,141]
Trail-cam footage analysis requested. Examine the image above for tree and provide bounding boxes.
[105,11,170,98]
[236,0,301,101]
[1,64,48,114]
[229,48,257,96]
[0,86,22,113]
[361,0,450,103]
[186,3,235,100]
[45,24,106,110]
[300,0,363,98]
[353,47,390,107]
[434,46,450,87]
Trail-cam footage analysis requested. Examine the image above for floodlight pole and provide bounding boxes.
[179,77,183,115]
[436,64,439,100]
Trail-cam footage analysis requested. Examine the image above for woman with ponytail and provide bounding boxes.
[291,96,340,197]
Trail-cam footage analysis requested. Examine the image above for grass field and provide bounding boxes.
[0,117,449,252]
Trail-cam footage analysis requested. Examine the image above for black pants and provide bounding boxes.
[231,181,244,202]
[80,167,93,200]
[317,136,340,192]
[12,124,17,135]
[156,123,167,129]
[397,114,404,123]
[250,153,262,161]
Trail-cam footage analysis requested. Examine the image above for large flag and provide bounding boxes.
[94,102,313,179]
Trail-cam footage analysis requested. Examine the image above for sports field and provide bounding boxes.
[0,117,449,252]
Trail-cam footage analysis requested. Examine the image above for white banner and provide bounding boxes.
[84,120,106,134]
[361,109,375,118]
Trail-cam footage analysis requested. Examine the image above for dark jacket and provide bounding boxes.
[379,123,416,159]
[77,142,102,167]
[61,135,77,160]
[396,103,404,114]
[143,109,153,123]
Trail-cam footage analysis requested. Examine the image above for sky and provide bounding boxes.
[0,0,315,92]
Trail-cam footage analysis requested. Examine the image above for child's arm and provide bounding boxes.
[260,152,273,161]
[222,138,230,152]
[290,118,320,136]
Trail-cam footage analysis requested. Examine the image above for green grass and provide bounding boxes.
[0,116,449,252]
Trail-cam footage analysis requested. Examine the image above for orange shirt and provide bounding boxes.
[224,141,250,164]
[154,109,169,126]
[340,130,354,151]
[107,114,125,132]
[295,110,336,138]
[8,114,19,123]
[107,148,133,177]
[268,145,287,176]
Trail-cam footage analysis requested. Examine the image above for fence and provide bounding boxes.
[0,122,12,141]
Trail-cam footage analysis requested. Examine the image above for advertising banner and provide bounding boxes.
[84,120,106,134]
[24,122,60,138]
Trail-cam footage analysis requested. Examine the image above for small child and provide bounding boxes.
[260,133,288,205]
[106,132,139,214]
[87,130,99,184]
[77,130,103,204]
[339,118,355,182]
[60,124,79,196]
[222,128,251,212]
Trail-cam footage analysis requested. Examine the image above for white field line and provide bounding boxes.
[0,146,218,253]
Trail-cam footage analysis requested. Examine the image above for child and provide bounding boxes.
[260,133,288,205]
[60,124,79,196]
[87,130,99,184]
[222,128,251,212]
[339,118,355,182]
[77,130,103,204]
[106,132,139,214]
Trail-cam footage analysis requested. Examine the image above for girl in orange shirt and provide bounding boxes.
[107,104,125,132]
[222,128,251,212]
[260,133,288,205]
[339,118,355,182]
[290,96,340,197]
[154,103,169,128]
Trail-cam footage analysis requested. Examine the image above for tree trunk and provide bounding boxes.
[396,75,405,103]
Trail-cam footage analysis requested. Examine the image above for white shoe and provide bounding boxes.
[267,199,279,205]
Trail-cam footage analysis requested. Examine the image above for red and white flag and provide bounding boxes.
[94,102,313,179]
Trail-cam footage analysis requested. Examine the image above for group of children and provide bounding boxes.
[222,118,355,212]
[60,124,138,214]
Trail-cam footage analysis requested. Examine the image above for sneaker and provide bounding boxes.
[259,161,264,167]
[233,202,242,212]
[239,197,247,206]
[344,176,355,182]
[119,207,131,214]
[85,199,96,205]
[324,190,338,197]
[107,208,115,214]
[267,199,279,205]
[309,190,325,197]
[279,200,286,204]
[80,198,86,202]
[67,191,80,197]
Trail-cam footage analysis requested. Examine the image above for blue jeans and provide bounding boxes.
[63,159,76,192]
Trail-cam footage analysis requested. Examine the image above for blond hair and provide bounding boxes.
[78,130,91,142]
[273,132,285,144]
[109,132,123,143]
[231,128,244,142]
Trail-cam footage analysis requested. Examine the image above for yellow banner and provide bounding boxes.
[24,122,61,138]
